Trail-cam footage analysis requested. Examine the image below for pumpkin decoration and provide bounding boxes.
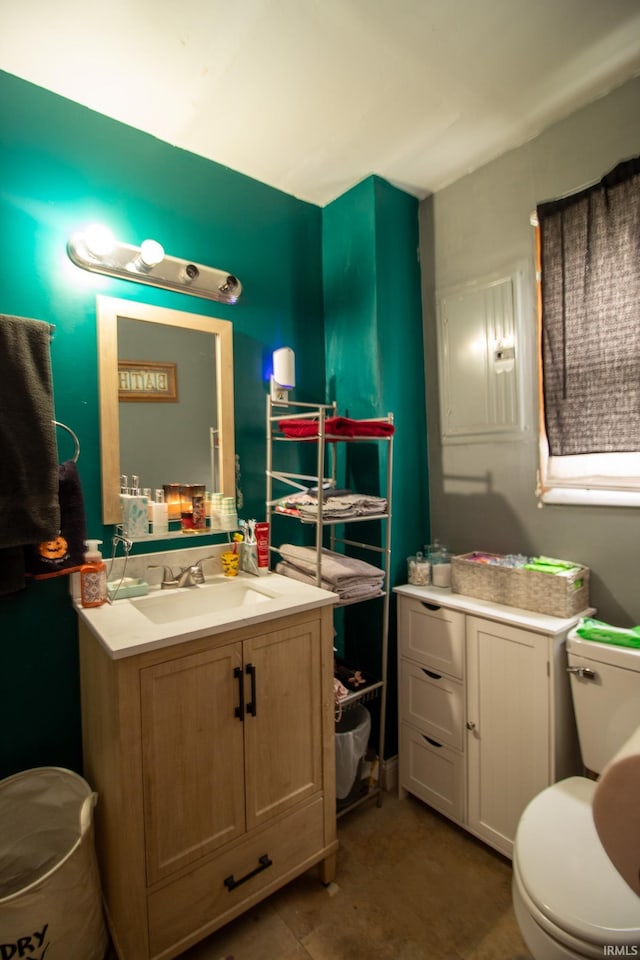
[38,535,69,561]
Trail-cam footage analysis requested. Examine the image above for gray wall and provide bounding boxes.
[420,76,640,626]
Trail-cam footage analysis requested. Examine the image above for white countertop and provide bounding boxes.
[394,582,594,635]
[76,571,337,659]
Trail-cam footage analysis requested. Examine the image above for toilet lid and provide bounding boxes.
[514,777,640,948]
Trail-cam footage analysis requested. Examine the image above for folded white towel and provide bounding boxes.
[298,494,387,520]
[279,491,387,521]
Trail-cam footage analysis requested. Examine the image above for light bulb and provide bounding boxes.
[139,238,164,268]
[84,224,115,258]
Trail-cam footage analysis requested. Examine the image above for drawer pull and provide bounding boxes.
[224,853,273,891]
[567,666,599,682]
[422,668,442,680]
[421,602,441,612]
[423,735,443,748]
[233,666,244,720]
[246,662,257,716]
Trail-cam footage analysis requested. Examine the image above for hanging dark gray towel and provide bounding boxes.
[25,460,87,578]
[0,315,60,594]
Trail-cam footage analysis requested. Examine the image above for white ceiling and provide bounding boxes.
[3,0,640,206]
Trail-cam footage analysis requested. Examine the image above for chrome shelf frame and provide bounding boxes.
[266,396,394,815]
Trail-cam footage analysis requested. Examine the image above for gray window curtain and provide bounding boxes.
[537,156,640,456]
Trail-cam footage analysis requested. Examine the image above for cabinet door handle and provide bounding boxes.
[224,853,273,891]
[246,662,257,716]
[466,721,476,731]
[422,668,442,680]
[234,666,244,720]
[421,602,441,612]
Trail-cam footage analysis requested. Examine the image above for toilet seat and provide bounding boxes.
[513,866,602,960]
[513,777,640,956]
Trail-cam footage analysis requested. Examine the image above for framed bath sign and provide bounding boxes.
[118,360,178,402]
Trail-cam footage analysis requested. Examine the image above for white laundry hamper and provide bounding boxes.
[0,766,108,960]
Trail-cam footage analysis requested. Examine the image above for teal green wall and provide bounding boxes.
[323,176,429,574]
[0,71,325,778]
[323,177,429,756]
[0,71,427,777]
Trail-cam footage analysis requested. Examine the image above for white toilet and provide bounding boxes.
[512,631,640,959]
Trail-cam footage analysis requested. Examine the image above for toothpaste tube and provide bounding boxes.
[255,522,270,574]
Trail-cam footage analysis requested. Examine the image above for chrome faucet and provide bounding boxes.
[176,564,204,588]
[149,557,215,589]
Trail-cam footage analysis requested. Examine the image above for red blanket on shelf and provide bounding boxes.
[278,416,394,439]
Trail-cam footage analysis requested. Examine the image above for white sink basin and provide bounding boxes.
[130,580,276,624]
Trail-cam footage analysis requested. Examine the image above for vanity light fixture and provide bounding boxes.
[270,346,295,403]
[67,225,242,304]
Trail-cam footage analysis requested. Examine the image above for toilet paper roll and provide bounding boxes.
[592,723,640,897]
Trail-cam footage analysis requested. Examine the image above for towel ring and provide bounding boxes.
[53,420,80,463]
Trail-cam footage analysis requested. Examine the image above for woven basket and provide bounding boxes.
[451,552,590,618]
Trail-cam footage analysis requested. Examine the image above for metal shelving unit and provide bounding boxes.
[266,396,393,815]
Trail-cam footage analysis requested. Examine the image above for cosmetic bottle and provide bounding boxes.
[143,487,153,524]
[209,492,223,532]
[150,489,169,536]
[121,474,149,539]
[80,540,107,608]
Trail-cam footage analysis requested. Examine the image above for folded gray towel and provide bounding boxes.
[277,543,384,584]
[0,316,60,550]
[275,561,384,602]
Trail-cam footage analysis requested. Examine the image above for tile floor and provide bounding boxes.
[110,789,533,960]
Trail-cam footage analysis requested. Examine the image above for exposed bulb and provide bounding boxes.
[139,238,164,268]
[84,224,115,258]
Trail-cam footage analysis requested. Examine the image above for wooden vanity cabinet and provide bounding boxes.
[79,607,338,960]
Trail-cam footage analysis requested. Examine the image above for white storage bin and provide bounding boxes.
[0,766,108,960]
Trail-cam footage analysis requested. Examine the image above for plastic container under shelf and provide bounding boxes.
[335,704,371,801]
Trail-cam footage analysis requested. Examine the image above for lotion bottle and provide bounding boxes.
[80,540,107,608]
[150,489,169,536]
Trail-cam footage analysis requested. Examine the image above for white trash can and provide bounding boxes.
[0,766,108,960]
[335,704,371,801]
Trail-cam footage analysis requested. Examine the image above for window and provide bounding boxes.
[536,156,640,506]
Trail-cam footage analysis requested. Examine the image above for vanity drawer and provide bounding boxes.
[398,597,465,678]
[147,797,325,958]
[399,722,464,824]
[399,659,464,750]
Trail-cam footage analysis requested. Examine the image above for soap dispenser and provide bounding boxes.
[80,540,107,608]
[120,474,149,538]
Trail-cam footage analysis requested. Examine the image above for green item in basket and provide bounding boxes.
[576,617,640,649]
[524,556,581,576]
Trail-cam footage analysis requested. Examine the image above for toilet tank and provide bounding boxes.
[566,632,640,774]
